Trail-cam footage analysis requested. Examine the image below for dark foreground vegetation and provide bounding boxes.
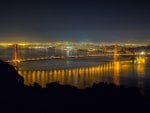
[0,61,150,113]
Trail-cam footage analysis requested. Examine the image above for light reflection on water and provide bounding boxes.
[18,58,150,94]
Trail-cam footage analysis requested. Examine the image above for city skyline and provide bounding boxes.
[0,0,150,42]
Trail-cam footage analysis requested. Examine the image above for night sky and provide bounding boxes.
[0,0,150,42]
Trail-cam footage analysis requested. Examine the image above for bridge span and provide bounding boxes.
[5,43,149,67]
[7,53,149,63]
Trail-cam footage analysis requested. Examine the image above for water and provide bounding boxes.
[17,57,150,95]
[19,58,150,90]
[0,46,150,95]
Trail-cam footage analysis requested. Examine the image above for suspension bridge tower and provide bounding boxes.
[14,44,19,68]
[114,44,118,61]
[14,44,18,61]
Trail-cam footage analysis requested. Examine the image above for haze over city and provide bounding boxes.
[0,0,150,42]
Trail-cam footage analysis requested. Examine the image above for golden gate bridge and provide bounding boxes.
[7,44,148,68]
